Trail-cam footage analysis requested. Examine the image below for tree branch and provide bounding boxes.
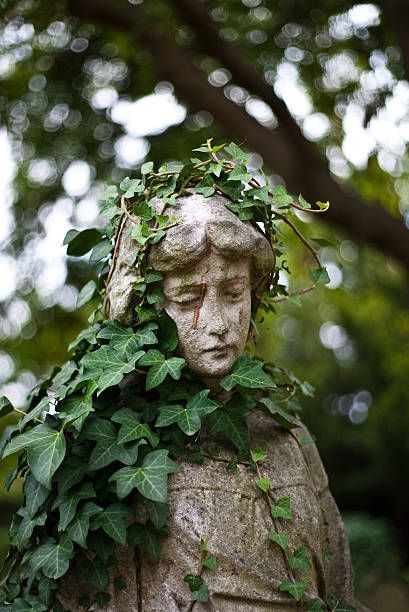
[378,0,409,80]
[67,0,409,269]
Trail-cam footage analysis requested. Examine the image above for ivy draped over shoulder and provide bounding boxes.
[58,411,363,611]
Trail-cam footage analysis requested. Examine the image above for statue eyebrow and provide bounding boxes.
[165,283,204,297]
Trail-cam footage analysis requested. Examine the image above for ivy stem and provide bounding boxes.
[255,462,301,610]
[273,212,321,269]
[13,407,44,425]
[268,285,317,303]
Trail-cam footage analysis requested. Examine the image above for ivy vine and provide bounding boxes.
[0,141,355,612]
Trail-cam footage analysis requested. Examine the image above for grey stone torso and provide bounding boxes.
[59,413,360,611]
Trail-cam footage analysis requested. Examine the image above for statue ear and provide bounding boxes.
[106,217,139,325]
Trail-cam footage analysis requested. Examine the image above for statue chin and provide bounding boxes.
[180,344,238,380]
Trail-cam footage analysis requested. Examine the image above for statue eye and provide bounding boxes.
[224,288,244,301]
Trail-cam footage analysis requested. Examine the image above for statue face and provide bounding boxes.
[162,248,252,379]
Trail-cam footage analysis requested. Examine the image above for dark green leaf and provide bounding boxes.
[271,497,292,520]
[109,449,179,502]
[0,396,13,419]
[29,536,74,579]
[24,473,49,518]
[309,267,330,285]
[139,350,185,390]
[268,530,289,550]
[91,502,132,545]
[75,556,109,590]
[3,424,66,489]
[279,580,308,601]
[76,280,97,308]
[259,397,297,429]
[65,229,102,256]
[89,239,112,263]
[221,356,275,391]
[112,408,159,447]
[255,477,270,492]
[289,547,311,570]
[202,554,217,572]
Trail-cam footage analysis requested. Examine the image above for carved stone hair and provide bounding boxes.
[107,194,275,324]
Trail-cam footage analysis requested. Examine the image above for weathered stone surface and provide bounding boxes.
[59,414,365,611]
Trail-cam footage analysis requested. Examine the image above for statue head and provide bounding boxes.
[108,193,274,382]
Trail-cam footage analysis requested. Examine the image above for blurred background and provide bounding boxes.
[1,1,409,609]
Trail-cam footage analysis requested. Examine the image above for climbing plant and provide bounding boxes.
[0,141,353,611]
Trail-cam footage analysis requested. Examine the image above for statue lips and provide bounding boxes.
[203,344,235,358]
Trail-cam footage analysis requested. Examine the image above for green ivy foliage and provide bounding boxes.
[0,141,342,611]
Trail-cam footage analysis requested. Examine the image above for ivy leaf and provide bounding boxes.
[89,239,112,263]
[81,345,144,394]
[271,497,292,520]
[75,556,109,590]
[55,457,88,495]
[271,185,293,207]
[227,163,251,182]
[309,267,330,285]
[221,355,275,391]
[145,500,168,529]
[225,142,251,162]
[307,598,325,611]
[141,161,154,175]
[88,529,114,563]
[109,449,179,503]
[112,408,159,447]
[0,396,13,419]
[120,177,142,198]
[91,502,132,545]
[192,584,209,602]
[268,530,289,550]
[184,574,203,592]
[3,424,66,489]
[156,390,217,436]
[255,477,271,492]
[207,404,250,451]
[259,397,297,430]
[64,228,102,256]
[315,200,330,211]
[29,536,74,579]
[76,280,97,309]
[84,417,147,470]
[279,580,308,601]
[128,523,162,563]
[67,501,102,548]
[24,474,50,518]
[13,510,47,549]
[59,383,96,432]
[52,482,96,532]
[202,554,217,572]
[97,320,157,360]
[250,448,267,463]
[298,194,311,209]
[155,404,200,436]
[289,547,311,571]
[157,311,178,352]
[139,350,185,390]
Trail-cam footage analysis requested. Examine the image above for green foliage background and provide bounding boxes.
[1,0,409,603]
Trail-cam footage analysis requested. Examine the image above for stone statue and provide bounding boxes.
[59,194,366,611]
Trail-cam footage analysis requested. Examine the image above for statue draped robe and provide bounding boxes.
[59,412,362,611]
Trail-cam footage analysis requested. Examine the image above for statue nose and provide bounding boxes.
[208,302,228,335]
